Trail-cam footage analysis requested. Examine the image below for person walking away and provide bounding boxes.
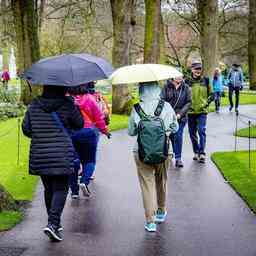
[227,63,244,113]
[68,84,111,198]
[1,69,10,90]
[87,81,111,125]
[128,82,178,232]
[161,76,191,168]
[212,68,224,113]
[22,86,84,242]
[185,62,214,164]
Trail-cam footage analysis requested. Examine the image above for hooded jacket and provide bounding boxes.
[22,95,84,176]
[128,82,178,151]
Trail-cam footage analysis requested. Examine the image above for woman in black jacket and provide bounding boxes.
[161,77,192,168]
[22,85,83,242]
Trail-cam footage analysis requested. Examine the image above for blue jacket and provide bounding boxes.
[212,75,223,93]
[227,67,244,88]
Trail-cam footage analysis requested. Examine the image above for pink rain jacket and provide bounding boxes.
[74,94,108,135]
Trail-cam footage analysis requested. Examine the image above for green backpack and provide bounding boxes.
[134,100,169,165]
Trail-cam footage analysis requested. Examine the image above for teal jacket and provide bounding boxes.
[128,82,179,151]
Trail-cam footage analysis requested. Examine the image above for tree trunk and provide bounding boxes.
[144,0,161,63]
[196,0,218,77]
[110,0,136,114]
[11,0,41,105]
[248,0,256,90]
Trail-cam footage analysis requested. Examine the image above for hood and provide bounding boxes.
[139,82,161,102]
[36,96,66,113]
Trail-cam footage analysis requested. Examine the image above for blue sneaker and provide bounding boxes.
[144,222,157,232]
[155,210,167,223]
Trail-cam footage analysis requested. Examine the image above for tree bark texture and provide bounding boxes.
[248,0,256,90]
[196,0,218,77]
[144,0,161,63]
[110,0,136,114]
[11,0,41,105]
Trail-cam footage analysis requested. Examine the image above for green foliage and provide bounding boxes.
[0,118,38,201]
[212,151,256,212]
[235,125,256,138]
[0,87,20,104]
[0,211,23,231]
[109,114,129,131]
[0,104,25,121]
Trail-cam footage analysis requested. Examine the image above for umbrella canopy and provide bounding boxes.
[22,53,114,87]
[110,64,183,85]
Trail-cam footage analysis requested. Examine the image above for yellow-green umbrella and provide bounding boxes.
[110,64,183,85]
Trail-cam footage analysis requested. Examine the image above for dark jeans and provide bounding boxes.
[170,120,186,160]
[228,87,240,109]
[214,92,221,111]
[188,114,207,155]
[41,175,69,228]
[69,158,81,195]
[70,128,99,190]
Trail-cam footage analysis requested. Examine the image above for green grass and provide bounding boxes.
[235,125,256,138]
[212,151,256,212]
[0,211,23,231]
[209,92,256,112]
[109,114,129,131]
[0,118,38,231]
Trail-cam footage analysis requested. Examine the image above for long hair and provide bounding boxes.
[213,68,220,80]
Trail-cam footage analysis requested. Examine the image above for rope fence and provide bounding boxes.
[234,111,256,172]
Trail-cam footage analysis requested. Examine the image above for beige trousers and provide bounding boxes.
[134,153,170,223]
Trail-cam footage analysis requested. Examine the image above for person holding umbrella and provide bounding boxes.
[22,53,113,242]
[22,85,84,242]
[161,75,191,168]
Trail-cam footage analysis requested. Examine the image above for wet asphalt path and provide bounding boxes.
[0,105,256,256]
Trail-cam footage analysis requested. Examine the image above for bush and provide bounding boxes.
[0,103,25,121]
[0,87,20,104]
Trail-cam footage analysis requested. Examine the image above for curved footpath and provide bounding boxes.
[0,105,256,256]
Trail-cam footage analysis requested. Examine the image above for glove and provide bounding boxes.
[106,132,112,139]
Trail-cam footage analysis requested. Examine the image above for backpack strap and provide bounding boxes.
[154,100,165,117]
[134,103,148,119]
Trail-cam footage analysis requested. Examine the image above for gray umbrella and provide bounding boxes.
[22,53,114,87]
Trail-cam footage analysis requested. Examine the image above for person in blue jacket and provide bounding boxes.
[212,68,224,113]
[227,63,244,113]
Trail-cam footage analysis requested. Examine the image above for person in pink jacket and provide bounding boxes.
[68,84,111,198]
[1,69,10,89]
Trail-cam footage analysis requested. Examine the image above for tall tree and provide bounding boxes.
[11,0,41,105]
[144,0,162,63]
[110,0,136,114]
[196,0,218,77]
[248,0,256,90]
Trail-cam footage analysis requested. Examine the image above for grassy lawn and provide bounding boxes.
[235,125,256,138]
[209,92,256,112]
[0,118,38,231]
[109,114,129,131]
[212,151,256,212]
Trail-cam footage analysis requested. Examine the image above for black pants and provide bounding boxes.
[41,175,69,228]
[228,87,240,109]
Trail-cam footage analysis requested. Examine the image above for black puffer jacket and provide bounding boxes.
[22,96,84,176]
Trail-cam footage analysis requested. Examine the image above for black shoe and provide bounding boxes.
[235,108,239,113]
[229,106,233,112]
[57,225,63,232]
[199,154,206,163]
[175,160,184,168]
[80,183,91,197]
[43,225,63,242]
